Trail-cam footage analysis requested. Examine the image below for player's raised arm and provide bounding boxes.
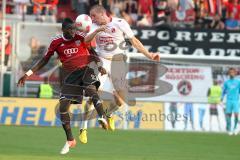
[17,37,56,87]
[84,25,107,43]
[17,57,50,87]
[128,37,160,61]
[117,18,160,62]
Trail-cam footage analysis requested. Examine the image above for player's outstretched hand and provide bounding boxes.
[17,75,28,87]
[98,66,107,76]
[150,52,160,61]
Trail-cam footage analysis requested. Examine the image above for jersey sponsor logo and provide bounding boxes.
[99,36,114,43]
[64,48,78,57]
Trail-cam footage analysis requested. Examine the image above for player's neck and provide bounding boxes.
[62,33,73,41]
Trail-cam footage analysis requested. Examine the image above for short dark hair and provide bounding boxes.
[228,67,237,75]
[90,5,106,13]
[229,68,236,72]
[62,18,74,30]
[213,79,218,85]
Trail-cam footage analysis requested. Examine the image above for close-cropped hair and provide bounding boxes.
[90,5,106,13]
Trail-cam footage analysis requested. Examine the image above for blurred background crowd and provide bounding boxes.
[1,0,240,30]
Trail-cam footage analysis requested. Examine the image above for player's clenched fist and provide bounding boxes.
[98,66,107,76]
[150,52,160,62]
[17,75,28,87]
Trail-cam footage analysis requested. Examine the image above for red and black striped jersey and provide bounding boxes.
[44,32,92,71]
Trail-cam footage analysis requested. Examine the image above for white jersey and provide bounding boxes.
[89,17,134,58]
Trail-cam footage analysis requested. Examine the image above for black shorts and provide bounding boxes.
[60,66,100,103]
[210,105,218,115]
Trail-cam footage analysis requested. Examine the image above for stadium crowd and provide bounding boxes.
[1,0,240,30]
[1,0,58,22]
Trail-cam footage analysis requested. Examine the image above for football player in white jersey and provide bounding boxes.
[78,5,160,143]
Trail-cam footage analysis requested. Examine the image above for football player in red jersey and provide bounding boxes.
[17,18,107,154]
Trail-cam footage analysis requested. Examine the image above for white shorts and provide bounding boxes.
[98,57,127,93]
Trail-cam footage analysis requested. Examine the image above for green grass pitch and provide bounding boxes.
[0,125,239,160]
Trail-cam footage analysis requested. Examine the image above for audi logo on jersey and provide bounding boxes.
[64,48,78,57]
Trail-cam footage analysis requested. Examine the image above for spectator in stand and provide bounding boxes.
[225,12,239,30]
[209,14,225,29]
[71,0,77,12]
[172,0,195,27]
[32,0,58,22]
[57,11,67,23]
[28,36,47,63]
[0,26,12,68]
[13,0,30,21]
[194,8,206,29]
[0,1,13,14]
[120,10,134,25]
[32,0,47,22]
[168,0,178,9]
[46,0,59,22]
[124,0,138,25]
[138,0,154,26]
[89,0,99,6]
[225,0,240,21]
[72,0,89,15]
[0,25,12,71]
[6,0,14,14]
[153,0,170,26]
[194,0,213,29]
[221,1,228,22]
[109,0,124,17]
[0,12,12,69]
[137,13,152,26]
[109,0,134,25]
[29,36,40,56]
[59,0,67,4]
[96,0,111,13]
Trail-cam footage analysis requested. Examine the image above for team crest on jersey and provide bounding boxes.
[75,40,81,46]
[111,27,116,33]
